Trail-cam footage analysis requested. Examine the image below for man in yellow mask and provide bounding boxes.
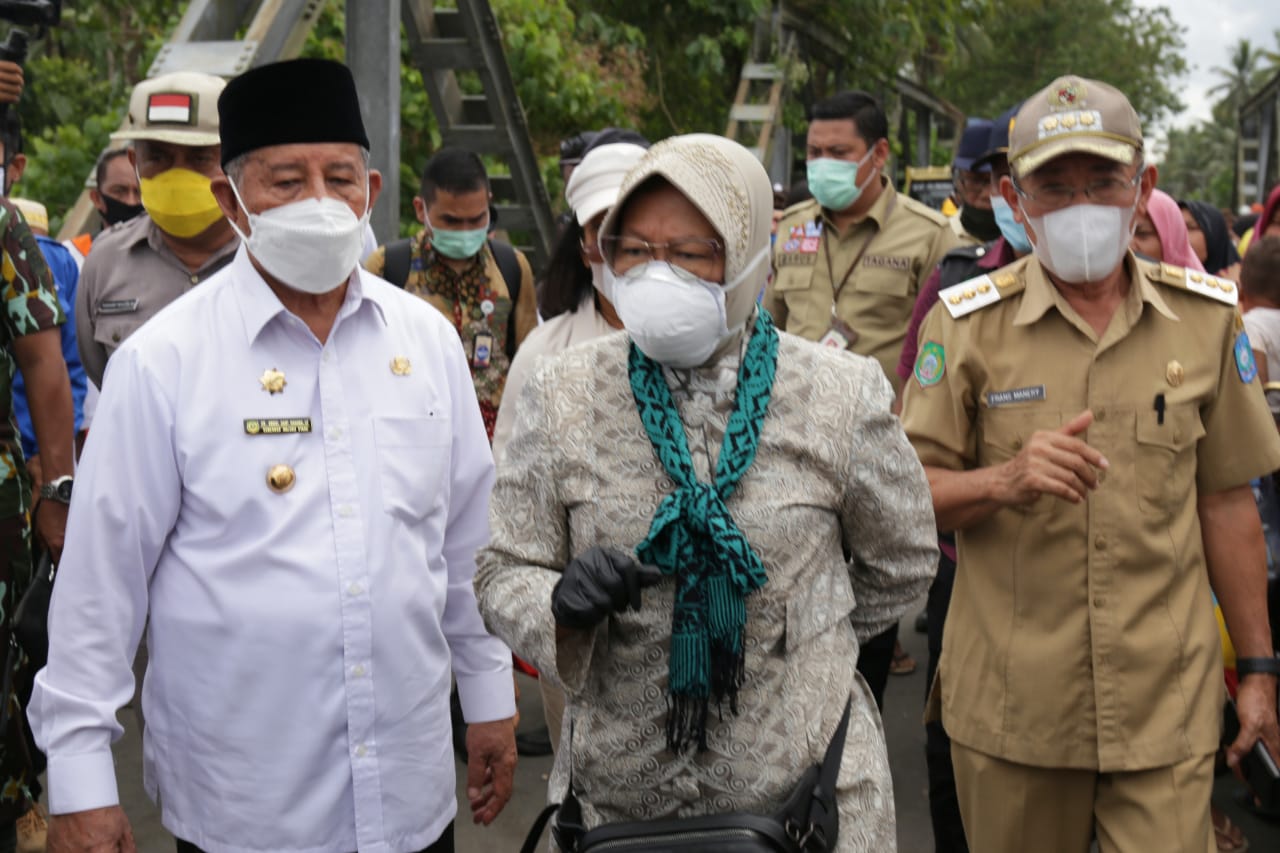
[75,71,239,388]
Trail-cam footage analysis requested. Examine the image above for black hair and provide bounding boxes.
[419,146,489,204]
[809,90,888,144]
[95,147,131,189]
[1243,236,1280,305]
[0,111,20,164]
[539,216,594,319]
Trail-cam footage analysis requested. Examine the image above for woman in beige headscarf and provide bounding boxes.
[475,134,936,850]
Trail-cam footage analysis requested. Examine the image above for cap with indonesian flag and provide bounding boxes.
[111,71,225,146]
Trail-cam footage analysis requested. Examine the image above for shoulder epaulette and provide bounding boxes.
[1151,261,1238,307]
[938,270,1022,318]
[897,192,952,227]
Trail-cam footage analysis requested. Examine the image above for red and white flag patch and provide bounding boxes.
[147,93,194,124]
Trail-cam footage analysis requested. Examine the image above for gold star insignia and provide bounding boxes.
[259,368,286,395]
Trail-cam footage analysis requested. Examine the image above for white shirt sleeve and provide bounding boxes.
[30,345,182,815]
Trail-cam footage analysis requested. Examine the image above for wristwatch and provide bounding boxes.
[1236,656,1280,678]
[39,475,73,504]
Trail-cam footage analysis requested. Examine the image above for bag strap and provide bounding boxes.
[488,239,522,358]
[787,695,853,852]
[520,803,563,853]
[384,237,414,288]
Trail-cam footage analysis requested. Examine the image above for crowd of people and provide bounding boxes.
[0,48,1272,853]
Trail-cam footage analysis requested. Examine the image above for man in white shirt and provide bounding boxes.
[30,58,517,853]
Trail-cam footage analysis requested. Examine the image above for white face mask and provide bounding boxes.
[1023,200,1138,284]
[590,261,607,294]
[603,248,768,368]
[227,178,371,294]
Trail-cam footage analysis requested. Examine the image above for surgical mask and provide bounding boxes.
[427,215,488,260]
[991,196,1032,254]
[603,247,769,368]
[139,168,224,238]
[101,194,145,226]
[1023,200,1137,284]
[590,261,606,293]
[807,155,877,212]
[226,178,370,295]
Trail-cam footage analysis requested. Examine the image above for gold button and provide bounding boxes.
[1166,361,1184,387]
[267,464,296,494]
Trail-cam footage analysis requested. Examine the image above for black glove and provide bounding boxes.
[551,546,664,630]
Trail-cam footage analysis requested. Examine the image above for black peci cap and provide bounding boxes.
[218,58,370,167]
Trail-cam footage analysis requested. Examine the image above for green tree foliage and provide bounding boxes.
[933,0,1188,127]
[1153,121,1236,206]
[1208,38,1266,124]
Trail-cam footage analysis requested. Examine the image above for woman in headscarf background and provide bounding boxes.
[475,134,937,849]
[491,142,646,462]
[1180,199,1242,280]
[1130,188,1204,270]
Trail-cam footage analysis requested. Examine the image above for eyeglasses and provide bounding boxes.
[1013,167,1143,212]
[600,235,724,282]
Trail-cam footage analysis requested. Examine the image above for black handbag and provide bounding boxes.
[520,697,852,853]
[0,550,55,731]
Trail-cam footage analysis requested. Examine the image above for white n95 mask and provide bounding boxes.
[1023,201,1137,284]
[227,179,370,294]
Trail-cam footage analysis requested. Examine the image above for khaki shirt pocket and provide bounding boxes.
[373,415,451,522]
[91,314,142,353]
[852,267,912,298]
[1135,403,1203,516]
[772,264,814,293]
[980,408,1063,514]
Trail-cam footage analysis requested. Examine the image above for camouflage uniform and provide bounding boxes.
[0,198,65,819]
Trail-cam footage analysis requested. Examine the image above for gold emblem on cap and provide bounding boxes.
[1166,361,1184,387]
[1042,116,1059,132]
[1080,112,1096,126]
[390,356,411,376]
[267,464,296,494]
[259,368,287,395]
[1061,114,1077,129]
[1052,79,1085,108]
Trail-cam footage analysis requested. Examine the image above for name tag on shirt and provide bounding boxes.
[244,418,313,435]
[986,385,1047,408]
[98,299,139,315]
[861,255,911,272]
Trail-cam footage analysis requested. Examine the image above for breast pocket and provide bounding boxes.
[1135,403,1203,517]
[772,264,814,293]
[373,415,451,522]
[852,267,912,298]
[92,314,141,352]
[980,409,1063,514]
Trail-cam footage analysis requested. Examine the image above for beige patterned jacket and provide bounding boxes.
[475,328,938,851]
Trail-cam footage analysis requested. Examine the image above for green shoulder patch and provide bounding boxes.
[914,341,946,388]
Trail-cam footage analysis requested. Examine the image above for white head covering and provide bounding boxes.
[565,143,649,226]
[601,133,773,338]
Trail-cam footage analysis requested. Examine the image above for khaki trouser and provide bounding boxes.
[951,742,1215,853]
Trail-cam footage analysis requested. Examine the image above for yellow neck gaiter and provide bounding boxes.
[139,168,224,238]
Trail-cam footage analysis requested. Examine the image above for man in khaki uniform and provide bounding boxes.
[901,75,1280,852]
[766,89,959,394]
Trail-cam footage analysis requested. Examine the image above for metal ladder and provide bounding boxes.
[724,11,794,184]
[402,0,555,272]
[56,0,328,241]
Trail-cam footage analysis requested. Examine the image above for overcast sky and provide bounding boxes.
[1135,0,1280,128]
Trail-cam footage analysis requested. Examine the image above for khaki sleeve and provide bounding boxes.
[76,252,107,389]
[762,242,789,328]
[920,220,962,292]
[899,304,978,472]
[1195,309,1280,494]
[512,249,538,348]
[363,244,387,277]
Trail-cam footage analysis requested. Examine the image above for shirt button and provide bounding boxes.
[347,582,364,597]
[322,351,332,363]
[1094,536,1108,551]
[189,275,199,285]
[111,332,121,343]
[338,504,355,518]
[327,426,343,440]
[352,664,366,677]
[355,744,367,758]
[1095,408,1106,421]
[1093,597,1105,608]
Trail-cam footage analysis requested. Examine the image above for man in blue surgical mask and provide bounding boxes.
[365,147,537,441]
[901,75,1280,853]
[894,101,1029,853]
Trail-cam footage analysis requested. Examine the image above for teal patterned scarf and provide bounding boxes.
[628,308,778,753]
